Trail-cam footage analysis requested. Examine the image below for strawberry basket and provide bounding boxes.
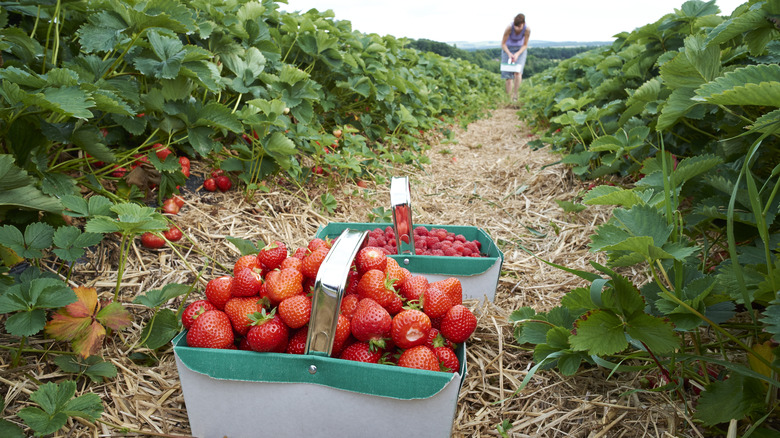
[315,177,504,301]
[173,229,467,437]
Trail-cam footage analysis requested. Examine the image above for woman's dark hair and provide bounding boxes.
[513,14,525,26]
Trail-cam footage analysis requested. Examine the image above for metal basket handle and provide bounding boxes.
[390,176,415,255]
[304,228,368,356]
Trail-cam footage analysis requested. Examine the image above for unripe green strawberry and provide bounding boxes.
[186,310,234,349]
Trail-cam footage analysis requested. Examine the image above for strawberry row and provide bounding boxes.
[183,238,478,372]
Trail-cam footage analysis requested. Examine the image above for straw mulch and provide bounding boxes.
[0,107,695,437]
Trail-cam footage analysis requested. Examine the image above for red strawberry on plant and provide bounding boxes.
[140,232,165,249]
[153,143,173,161]
[398,345,439,371]
[205,275,233,310]
[232,268,263,297]
[246,311,289,353]
[278,294,311,329]
[203,178,217,192]
[400,275,428,303]
[391,309,432,349]
[215,175,232,192]
[433,346,460,373]
[265,267,304,304]
[350,298,391,347]
[301,247,329,279]
[340,341,383,363]
[186,309,234,349]
[224,297,265,336]
[162,225,183,242]
[355,246,387,274]
[172,194,185,208]
[162,198,180,215]
[422,285,454,319]
[233,254,259,276]
[258,241,288,270]
[182,300,216,329]
[440,304,477,344]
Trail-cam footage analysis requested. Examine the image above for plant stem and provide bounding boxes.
[114,234,128,301]
[12,336,27,368]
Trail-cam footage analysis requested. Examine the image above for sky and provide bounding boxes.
[279,0,748,44]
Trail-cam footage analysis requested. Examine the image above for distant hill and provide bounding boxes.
[451,40,612,50]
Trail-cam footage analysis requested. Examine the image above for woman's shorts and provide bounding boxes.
[501,45,527,79]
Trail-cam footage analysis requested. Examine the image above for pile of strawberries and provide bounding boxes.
[367,226,484,257]
[183,239,478,373]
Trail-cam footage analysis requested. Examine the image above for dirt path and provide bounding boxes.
[1,107,681,437]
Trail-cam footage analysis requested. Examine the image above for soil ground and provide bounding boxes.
[0,107,693,437]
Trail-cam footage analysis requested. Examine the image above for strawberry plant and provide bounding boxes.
[512,1,780,433]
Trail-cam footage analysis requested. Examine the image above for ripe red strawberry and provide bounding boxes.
[356,269,394,308]
[265,267,304,304]
[331,314,351,356]
[307,238,331,252]
[215,175,232,192]
[153,143,173,160]
[162,197,180,215]
[172,194,185,208]
[440,304,477,343]
[355,246,387,274]
[339,341,383,363]
[385,292,404,315]
[430,277,462,306]
[340,294,360,319]
[350,298,391,347]
[233,254,259,276]
[140,232,165,249]
[224,297,264,336]
[258,241,287,270]
[203,178,217,192]
[278,294,311,329]
[232,268,263,297]
[186,309,234,349]
[434,346,460,373]
[399,275,428,303]
[182,300,216,329]
[286,327,308,354]
[280,256,302,272]
[345,268,361,295]
[398,345,439,371]
[384,257,410,288]
[424,328,453,349]
[391,309,432,349]
[246,312,289,352]
[291,247,308,260]
[162,225,183,242]
[205,275,233,310]
[301,247,329,279]
[422,285,454,318]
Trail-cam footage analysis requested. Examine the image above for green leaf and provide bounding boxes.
[18,406,68,437]
[0,419,24,438]
[705,4,772,49]
[52,226,103,262]
[96,301,132,331]
[759,296,780,342]
[612,205,673,247]
[195,102,242,133]
[71,127,115,163]
[77,11,127,53]
[54,355,117,383]
[5,309,47,336]
[657,87,700,131]
[42,87,94,119]
[263,131,296,170]
[694,374,766,426]
[0,155,63,214]
[61,195,114,218]
[570,310,627,355]
[694,64,780,107]
[139,308,181,350]
[624,313,680,354]
[225,236,260,255]
[582,185,644,208]
[133,283,190,309]
[133,30,185,79]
